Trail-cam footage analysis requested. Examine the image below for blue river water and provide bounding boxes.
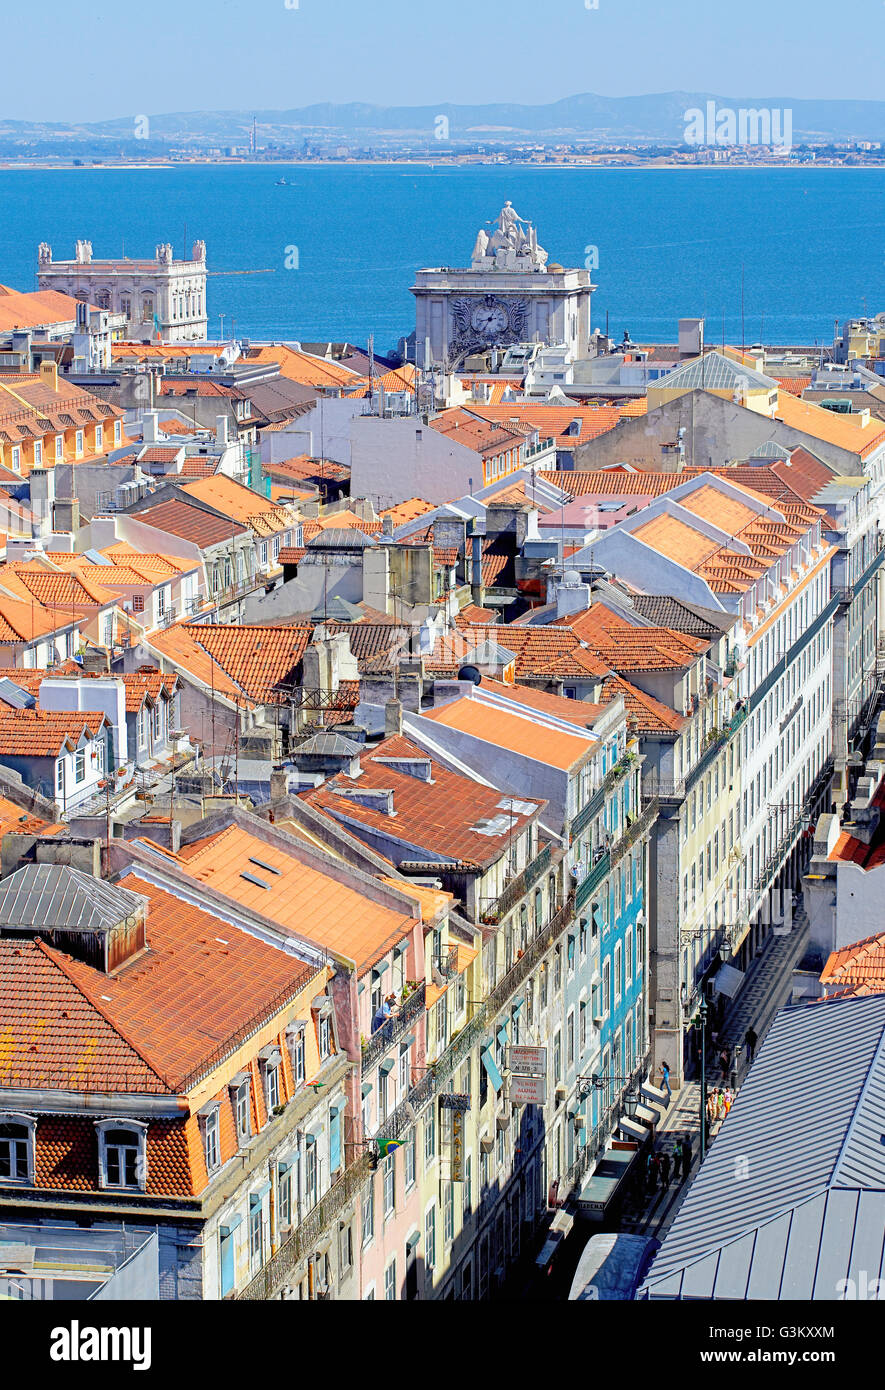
[0,164,881,353]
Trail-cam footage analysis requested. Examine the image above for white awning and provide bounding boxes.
[714,962,745,999]
[618,1116,647,1142]
[634,1104,659,1125]
[640,1081,668,1105]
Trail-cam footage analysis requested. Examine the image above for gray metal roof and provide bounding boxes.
[747,441,792,460]
[639,993,885,1300]
[0,864,145,934]
[306,528,377,550]
[632,595,737,636]
[0,678,35,710]
[294,733,362,756]
[660,351,779,394]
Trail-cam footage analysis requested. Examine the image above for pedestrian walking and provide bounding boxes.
[723,1086,734,1117]
[680,1135,692,1181]
[659,1060,672,1103]
[719,1047,730,1081]
[745,1027,758,1063]
[660,1152,671,1189]
[646,1151,658,1193]
[672,1138,682,1178]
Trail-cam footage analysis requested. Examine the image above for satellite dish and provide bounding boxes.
[457,665,482,686]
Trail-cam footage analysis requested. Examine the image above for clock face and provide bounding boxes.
[471,301,509,337]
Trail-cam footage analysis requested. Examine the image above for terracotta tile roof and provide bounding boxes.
[773,376,812,395]
[146,624,251,703]
[177,456,219,479]
[830,783,885,869]
[303,732,544,867]
[421,695,596,771]
[550,603,710,670]
[455,604,499,627]
[381,497,437,527]
[132,499,249,548]
[169,823,415,974]
[264,455,350,485]
[478,678,606,728]
[0,593,74,643]
[313,509,382,536]
[158,420,200,436]
[539,470,679,498]
[0,793,60,838]
[468,402,639,450]
[820,931,885,992]
[242,342,359,387]
[0,284,96,332]
[596,672,686,733]
[182,624,314,703]
[0,872,318,1094]
[429,625,591,680]
[278,546,307,565]
[481,536,513,588]
[180,475,295,533]
[426,408,525,457]
[140,446,184,464]
[0,706,109,755]
[5,564,119,609]
[775,390,885,461]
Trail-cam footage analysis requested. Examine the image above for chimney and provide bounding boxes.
[142,410,160,445]
[385,699,403,738]
[270,769,289,804]
[29,469,56,537]
[215,414,230,446]
[382,515,394,537]
[39,359,58,393]
[556,577,592,619]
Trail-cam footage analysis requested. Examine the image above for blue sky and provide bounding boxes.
[5,0,876,123]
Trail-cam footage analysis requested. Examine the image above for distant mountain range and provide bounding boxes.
[3,93,885,148]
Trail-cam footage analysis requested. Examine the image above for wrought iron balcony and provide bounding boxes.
[479,843,553,925]
[361,982,426,1072]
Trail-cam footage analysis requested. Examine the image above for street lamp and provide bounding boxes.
[693,997,709,1161]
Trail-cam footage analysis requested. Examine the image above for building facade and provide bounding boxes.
[38,242,208,344]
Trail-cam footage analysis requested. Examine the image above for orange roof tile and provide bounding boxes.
[820,930,885,991]
[0,873,319,1094]
[421,696,596,771]
[303,733,544,867]
[775,390,885,461]
[169,823,416,974]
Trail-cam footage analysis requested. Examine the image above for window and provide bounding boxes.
[425,1205,436,1274]
[0,1115,34,1183]
[404,1130,416,1189]
[260,542,268,566]
[75,431,83,457]
[579,1001,587,1054]
[97,1121,145,1191]
[566,1011,575,1068]
[443,1182,455,1245]
[34,441,42,465]
[55,434,63,460]
[265,1064,280,1114]
[305,1141,318,1208]
[95,425,103,449]
[553,1030,562,1083]
[74,749,86,784]
[362,1184,375,1246]
[424,1106,436,1168]
[203,1107,221,1173]
[249,1200,263,1268]
[55,759,64,794]
[11,446,20,471]
[339,1221,353,1273]
[399,1045,410,1097]
[289,1029,306,1089]
[156,587,166,618]
[319,1014,332,1059]
[233,1079,251,1144]
[464,1154,472,1217]
[278,1165,291,1228]
[383,1153,396,1216]
[384,1258,396,1301]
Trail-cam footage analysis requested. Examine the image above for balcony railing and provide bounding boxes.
[479,844,553,924]
[574,851,611,912]
[570,753,638,840]
[376,891,576,1147]
[236,1151,374,1301]
[361,982,426,1072]
[610,799,658,868]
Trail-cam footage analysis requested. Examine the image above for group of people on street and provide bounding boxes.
[646,1135,692,1194]
[706,1086,734,1123]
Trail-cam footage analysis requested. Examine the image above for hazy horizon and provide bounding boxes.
[5,0,881,124]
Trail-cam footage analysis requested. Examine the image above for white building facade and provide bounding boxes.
[38,241,208,344]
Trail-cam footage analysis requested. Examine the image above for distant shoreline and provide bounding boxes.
[1,158,884,173]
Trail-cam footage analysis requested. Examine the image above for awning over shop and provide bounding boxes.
[634,1104,659,1126]
[640,1081,668,1106]
[481,1047,504,1092]
[714,962,745,999]
[618,1116,648,1142]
